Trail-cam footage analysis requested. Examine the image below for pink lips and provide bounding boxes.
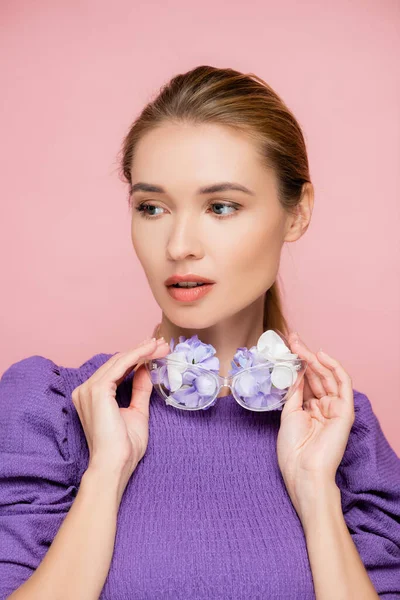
[166,282,215,302]
[164,273,215,286]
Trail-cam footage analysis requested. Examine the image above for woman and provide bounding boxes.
[1,66,399,599]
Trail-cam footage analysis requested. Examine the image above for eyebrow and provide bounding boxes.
[130,181,256,196]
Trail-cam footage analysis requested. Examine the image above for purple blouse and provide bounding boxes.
[0,353,399,599]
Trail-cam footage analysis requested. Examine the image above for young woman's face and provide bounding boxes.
[130,122,296,329]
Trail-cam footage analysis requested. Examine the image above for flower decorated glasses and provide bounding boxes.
[144,329,309,412]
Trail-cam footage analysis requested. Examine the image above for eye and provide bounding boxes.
[134,202,165,219]
[134,201,241,220]
[208,202,240,219]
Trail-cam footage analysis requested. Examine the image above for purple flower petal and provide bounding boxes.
[168,386,204,408]
[235,371,260,397]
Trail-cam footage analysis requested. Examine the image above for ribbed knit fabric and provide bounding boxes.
[0,353,399,599]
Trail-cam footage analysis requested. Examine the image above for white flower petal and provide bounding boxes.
[271,364,298,389]
[257,330,287,356]
[257,330,298,362]
[167,351,189,373]
[167,366,183,392]
[196,375,218,396]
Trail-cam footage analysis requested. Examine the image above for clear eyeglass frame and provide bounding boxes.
[144,356,308,412]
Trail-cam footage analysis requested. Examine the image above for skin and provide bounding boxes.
[130,121,314,392]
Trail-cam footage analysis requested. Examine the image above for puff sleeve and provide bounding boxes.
[0,356,78,599]
[335,389,400,598]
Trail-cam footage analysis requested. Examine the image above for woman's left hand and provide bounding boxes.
[276,332,355,518]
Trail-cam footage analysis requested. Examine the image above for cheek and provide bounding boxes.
[223,221,283,285]
[131,227,159,278]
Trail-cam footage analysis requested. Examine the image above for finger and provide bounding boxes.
[316,350,353,404]
[129,363,154,417]
[304,364,327,399]
[93,339,168,388]
[281,376,305,417]
[289,336,326,399]
[303,397,324,421]
[133,342,171,372]
[129,344,172,416]
[111,340,170,388]
[84,338,157,386]
[301,367,316,402]
[291,338,339,397]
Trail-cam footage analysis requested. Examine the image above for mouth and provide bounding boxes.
[164,273,216,287]
[166,282,215,302]
[168,282,208,288]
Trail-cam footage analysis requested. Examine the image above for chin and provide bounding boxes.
[163,312,222,332]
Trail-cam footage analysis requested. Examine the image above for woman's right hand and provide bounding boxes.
[71,336,170,495]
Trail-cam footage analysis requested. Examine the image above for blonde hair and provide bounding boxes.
[119,65,312,338]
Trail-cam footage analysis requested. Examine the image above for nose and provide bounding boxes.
[166,215,204,261]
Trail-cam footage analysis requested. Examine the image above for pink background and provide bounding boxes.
[1,0,399,453]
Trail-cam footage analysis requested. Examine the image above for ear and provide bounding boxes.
[283,182,314,243]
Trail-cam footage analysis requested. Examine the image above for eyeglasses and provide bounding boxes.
[145,356,308,412]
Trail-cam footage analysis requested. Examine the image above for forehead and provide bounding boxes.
[130,122,278,197]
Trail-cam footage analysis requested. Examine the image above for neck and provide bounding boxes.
[151,296,266,378]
